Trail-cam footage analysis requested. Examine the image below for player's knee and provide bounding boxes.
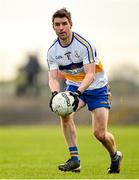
[61,118,69,125]
[61,116,72,127]
[94,130,106,142]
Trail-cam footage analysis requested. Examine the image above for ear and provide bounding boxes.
[52,23,55,30]
[70,21,72,28]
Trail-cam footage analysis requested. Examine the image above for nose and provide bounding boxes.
[59,24,64,30]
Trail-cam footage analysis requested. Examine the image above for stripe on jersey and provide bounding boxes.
[59,62,83,70]
[74,33,95,63]
[63,72,85,82]
[95,59,103,73]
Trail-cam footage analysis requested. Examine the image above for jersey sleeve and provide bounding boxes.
[47,50,58,70]
[82,43,98,65]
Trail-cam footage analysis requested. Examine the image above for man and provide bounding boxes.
[46,8,122,173]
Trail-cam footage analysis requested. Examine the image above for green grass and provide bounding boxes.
[0,125,139,179]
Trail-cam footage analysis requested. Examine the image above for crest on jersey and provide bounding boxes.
[75,51,80,58]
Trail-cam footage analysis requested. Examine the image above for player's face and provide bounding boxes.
[53,17,72,41]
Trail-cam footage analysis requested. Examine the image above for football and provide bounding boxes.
[51,91,75,116]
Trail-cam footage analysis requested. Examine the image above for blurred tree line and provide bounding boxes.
[110,64,139,96]
[0,62,139,125]
[14,62,139,97]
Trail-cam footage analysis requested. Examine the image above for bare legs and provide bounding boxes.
[60,105,117,158]
[60,113,77,147]
[92,107,116,155]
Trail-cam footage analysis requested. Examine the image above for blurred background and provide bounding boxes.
[0,0,139,126]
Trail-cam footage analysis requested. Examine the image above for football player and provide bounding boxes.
[47,8,122,173]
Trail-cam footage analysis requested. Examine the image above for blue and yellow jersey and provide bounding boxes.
[47,32,108,90]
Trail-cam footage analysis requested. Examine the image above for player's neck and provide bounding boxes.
[59,31,73,46]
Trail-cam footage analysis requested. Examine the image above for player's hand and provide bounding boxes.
[69,90,82,112]
[49,91,58,112]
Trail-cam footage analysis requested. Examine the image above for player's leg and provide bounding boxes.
[58,99,85,172]
[60,113,77,147]
[92,107,122,173]
[92,107,116,155]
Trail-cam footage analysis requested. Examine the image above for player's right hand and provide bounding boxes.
[49,91,58,112]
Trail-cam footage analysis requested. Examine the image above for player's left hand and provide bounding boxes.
[69,90,82,112]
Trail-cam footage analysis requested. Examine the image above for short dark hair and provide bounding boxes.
[52,8,72,24]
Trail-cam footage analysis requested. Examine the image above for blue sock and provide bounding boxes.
[69,146,80,162]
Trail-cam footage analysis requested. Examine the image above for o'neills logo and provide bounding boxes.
[64,51,71,60]
[62,93,71,107]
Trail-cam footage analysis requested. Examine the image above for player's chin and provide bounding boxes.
[58,34,67,40]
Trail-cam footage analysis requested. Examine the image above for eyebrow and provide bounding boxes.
[54,21,68,25]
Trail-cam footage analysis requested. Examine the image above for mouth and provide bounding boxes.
[59,32,66,36]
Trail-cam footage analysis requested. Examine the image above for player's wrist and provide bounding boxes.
[75,90,82,97]
[51,91,58,96]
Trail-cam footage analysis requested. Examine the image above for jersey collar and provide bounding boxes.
[58,32,74,48]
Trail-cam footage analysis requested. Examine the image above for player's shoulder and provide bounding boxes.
[47,38,58,53]
[74,32,95,48]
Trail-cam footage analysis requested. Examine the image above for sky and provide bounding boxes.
[0,0,139,81]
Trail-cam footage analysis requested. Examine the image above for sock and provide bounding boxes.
[69,146,80,162]
[111,151,119,162]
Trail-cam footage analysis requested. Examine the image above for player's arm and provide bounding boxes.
[77,63,95,93]
[48,69,60,93]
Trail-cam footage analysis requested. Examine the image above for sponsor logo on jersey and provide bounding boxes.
[56,55,63,60]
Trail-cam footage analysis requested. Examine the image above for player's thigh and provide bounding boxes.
[91,107,109,132]
[76,98,85,112]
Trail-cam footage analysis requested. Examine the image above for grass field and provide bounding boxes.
[0,125,139,179]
